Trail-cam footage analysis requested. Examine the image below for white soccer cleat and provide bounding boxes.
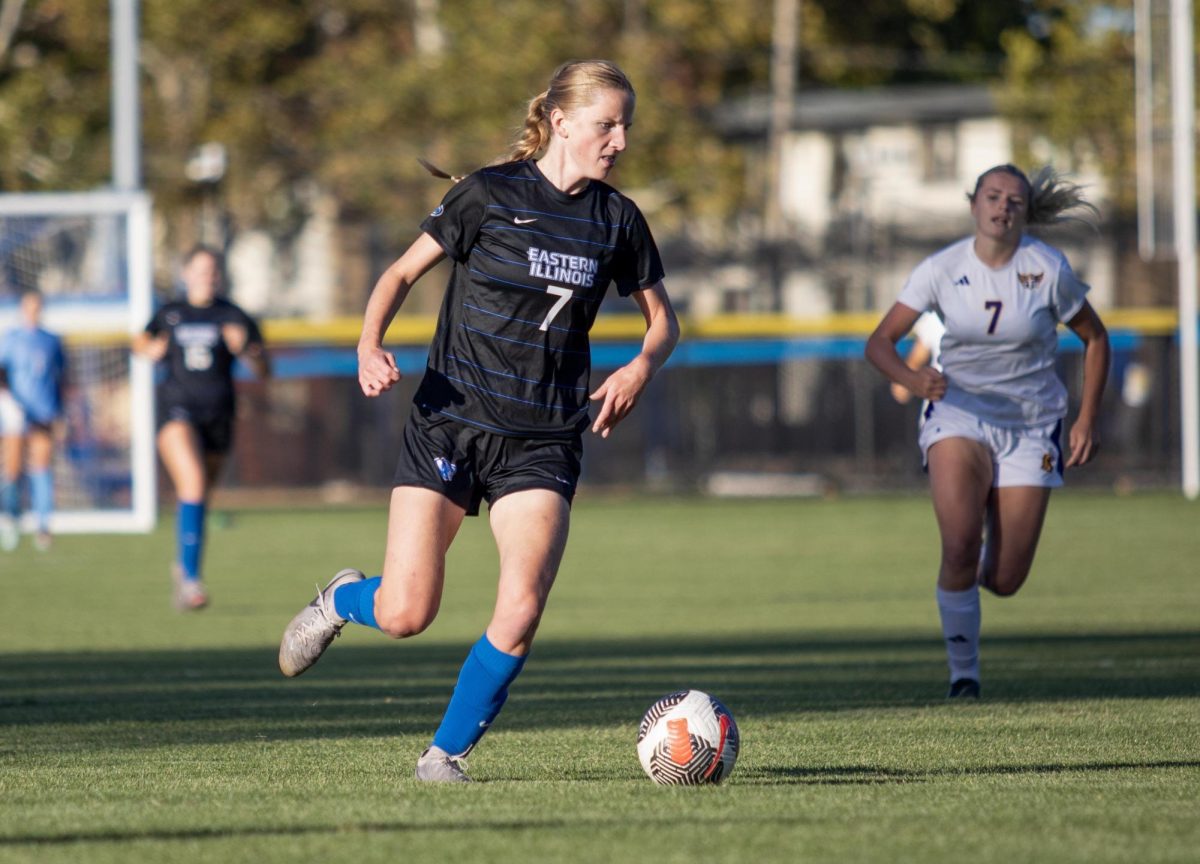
[278,568,364,677]
[414,746,471,783]
[171,564,209,612]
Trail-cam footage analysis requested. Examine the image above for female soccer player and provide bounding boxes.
[865,164,1110,699]
[0,288,66,552]
[278,59,679,782]
[133,246,270,610]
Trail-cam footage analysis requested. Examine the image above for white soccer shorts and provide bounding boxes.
[0,389,26,437]
[919,400,1064,488]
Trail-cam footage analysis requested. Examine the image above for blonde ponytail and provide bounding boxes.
[508,91,553,162]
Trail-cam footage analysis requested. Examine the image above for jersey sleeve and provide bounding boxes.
[419,172,488,262]
[1051,258,1090,324]
[612,204,665,297]
[237,307,265,347]
[144,306,168,336]
[895,257,937,314]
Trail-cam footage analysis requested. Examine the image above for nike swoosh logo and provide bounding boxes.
[514,217,537,224]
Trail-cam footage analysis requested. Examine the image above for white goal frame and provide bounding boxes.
[0,190,155,533]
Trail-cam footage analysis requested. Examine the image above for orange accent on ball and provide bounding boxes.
[667,718,693,764]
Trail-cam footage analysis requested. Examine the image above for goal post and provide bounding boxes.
[0,190,155,533]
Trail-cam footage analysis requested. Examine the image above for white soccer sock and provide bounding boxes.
[936,585,981,683]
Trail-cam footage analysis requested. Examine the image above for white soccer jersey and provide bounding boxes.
[896,234,1090,427]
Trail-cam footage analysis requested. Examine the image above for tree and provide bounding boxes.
[996,0,1140,212]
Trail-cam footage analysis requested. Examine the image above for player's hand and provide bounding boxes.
[589,357,650,439]
[910,367,947,402]
[221,323,251,355]
[141,335,169,362]
[1066,417,1100,468]
[358,345,401,397]
[890,381,914,405]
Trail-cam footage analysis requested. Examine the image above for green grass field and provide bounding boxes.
[1,493,1197,863]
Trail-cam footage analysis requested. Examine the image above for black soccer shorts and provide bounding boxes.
[158,401,235,455]
[392,407,582,516]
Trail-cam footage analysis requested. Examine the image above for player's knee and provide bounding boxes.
[941,536,982,573]
[987,572,1027,597]
[495,592,546,634]
[374,600,437,640]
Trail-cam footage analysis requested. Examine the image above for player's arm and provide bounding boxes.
[889,339,934,404]
[236,336,271,379]
[131,329,169,362]
[222,317,271,379]
[1063,300,1109,468]
[866,303,947,402]
[589,281,679,439]
[358,232,446,398]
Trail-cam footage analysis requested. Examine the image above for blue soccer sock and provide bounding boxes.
[29,470,53,533]
[0,477,18,518]
[333,576,382,629]
[432,634,527,757]
[177,501,206,581]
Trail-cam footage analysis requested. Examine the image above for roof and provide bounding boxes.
[714,83,998,137]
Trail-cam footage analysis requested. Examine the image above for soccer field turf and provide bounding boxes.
[1,493,1197,863]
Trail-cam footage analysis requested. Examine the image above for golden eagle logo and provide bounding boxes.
[1041,453,1054,473]
[1018,271,1044,289]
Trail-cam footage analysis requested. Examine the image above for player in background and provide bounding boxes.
[0,288,66,552]
[278,59,679,782]
[889,311,944,406]
[132,246,270,610]
[865,165,1110,699]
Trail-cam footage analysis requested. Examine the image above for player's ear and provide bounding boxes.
[549,107,569,139]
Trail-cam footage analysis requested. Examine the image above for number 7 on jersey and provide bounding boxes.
[540,285,574,331]
[984,300,1003,334]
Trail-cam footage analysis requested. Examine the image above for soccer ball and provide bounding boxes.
[636,690,739,785]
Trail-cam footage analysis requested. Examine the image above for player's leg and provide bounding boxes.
[977,420,1062,596]
[157,419,209,609]
[977,486,1052,596]
[278,486,466,677]
[927,436,993,697]
[418,488,570,781]
[367,485,467,635]
[0,430,22,551]
[25,425,54,550]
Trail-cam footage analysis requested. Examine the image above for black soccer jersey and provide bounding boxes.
[144,298,264,414]
[415,160,665,438]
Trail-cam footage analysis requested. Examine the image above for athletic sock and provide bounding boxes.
[333,576,382,628]
[431,634,527,757]
[177,501,206,581]
[1,477,19,518]
[937,585,981,683]
[29,470,53,533]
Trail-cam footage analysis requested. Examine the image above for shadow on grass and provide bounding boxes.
[1,631,1197,746]
[743,758,1200,785]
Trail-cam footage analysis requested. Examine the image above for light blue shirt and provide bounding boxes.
[0,326,66,424]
